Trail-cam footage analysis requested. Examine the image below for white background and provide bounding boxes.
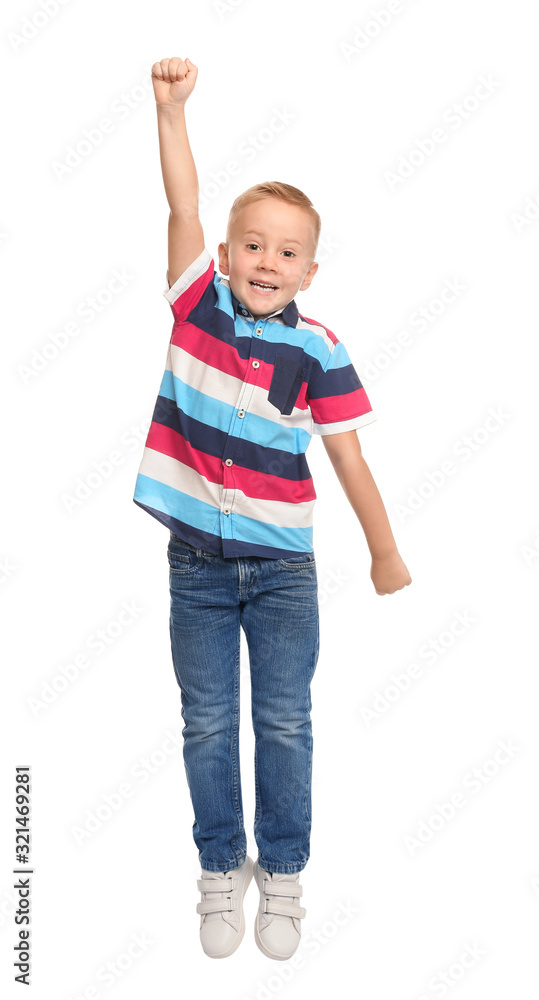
[2,0,539,997]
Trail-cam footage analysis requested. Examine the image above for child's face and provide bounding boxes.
[218,198,318,320]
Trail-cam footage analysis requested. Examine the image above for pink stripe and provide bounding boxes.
[171,321,309,410]
[146,421,316,503]
[169,259,215,321]
[308,386,373,424]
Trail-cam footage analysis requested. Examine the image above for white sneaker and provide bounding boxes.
[197,856,254,958]
[253,860,306,960]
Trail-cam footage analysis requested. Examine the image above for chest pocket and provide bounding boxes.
[268,355,307,415]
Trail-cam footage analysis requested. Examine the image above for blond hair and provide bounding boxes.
[226,181,321,259]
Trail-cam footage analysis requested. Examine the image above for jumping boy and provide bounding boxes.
[133,56,412,962]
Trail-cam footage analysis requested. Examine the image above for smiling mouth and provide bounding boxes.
[250,280,278,292]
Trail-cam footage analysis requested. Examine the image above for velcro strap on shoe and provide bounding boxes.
[196,897,238,915]
[263,879,303,898]
[265,899,306,919]
[197,876,233,892]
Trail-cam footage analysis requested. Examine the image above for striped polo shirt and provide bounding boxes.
[133,247,376,559]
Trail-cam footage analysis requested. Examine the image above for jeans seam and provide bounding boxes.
[230,628,244,847]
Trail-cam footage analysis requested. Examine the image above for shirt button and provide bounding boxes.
[223,508,230,515]
[256,327,263,336]
[225,458,233,466]
[252,360,260,368]
[238,410,245,418]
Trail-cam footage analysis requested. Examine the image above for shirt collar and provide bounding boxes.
[230,288,299,328]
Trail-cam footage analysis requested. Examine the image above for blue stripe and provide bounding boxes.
[134,474,220,534]
[232,511,313,552]
[134,474,313,552]
[213,275,235,319]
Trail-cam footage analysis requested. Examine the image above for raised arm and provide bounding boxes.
[151,56,205,287]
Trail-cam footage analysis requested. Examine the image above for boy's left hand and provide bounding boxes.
[370,551,412,596]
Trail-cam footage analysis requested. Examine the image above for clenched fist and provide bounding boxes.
[370,551,412,596]
[151,57,198,107]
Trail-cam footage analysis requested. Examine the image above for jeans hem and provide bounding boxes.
[200,855,246,873]
[257,857,307,875]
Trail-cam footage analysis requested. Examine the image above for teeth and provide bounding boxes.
[251,281,276,289]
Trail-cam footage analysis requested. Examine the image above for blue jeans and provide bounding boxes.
[167,530,319,875]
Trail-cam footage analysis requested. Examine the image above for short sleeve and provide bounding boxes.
[163,247,215,322]
[307,339,376,435]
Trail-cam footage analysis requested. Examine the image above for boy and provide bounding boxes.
[133,56,411,962]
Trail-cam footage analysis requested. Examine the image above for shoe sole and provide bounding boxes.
[202,857,254,959]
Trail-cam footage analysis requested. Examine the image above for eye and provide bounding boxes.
[246,243,260,250]
[281,250,295,258]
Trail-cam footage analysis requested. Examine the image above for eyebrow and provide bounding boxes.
[244,231,303,247]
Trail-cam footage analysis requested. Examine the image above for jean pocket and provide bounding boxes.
[167,536,201,573]
[278,551,316,568]
[268,355,307,415]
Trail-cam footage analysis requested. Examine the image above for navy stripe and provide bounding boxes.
[153,395,312,481]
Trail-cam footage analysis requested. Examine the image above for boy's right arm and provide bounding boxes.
[151,57,205,289]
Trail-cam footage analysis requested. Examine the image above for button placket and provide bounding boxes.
[222,455,235,516]
[221,317,266,522]
[239,335,263,420]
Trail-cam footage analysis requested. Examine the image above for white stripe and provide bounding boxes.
[168,343,313,434]
[163,247,213,304]
[312,411,377,435]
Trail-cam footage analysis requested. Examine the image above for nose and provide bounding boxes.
[257,251,278,271]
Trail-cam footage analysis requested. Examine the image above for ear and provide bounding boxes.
[217,241,229,275]
[299,260,319,292]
